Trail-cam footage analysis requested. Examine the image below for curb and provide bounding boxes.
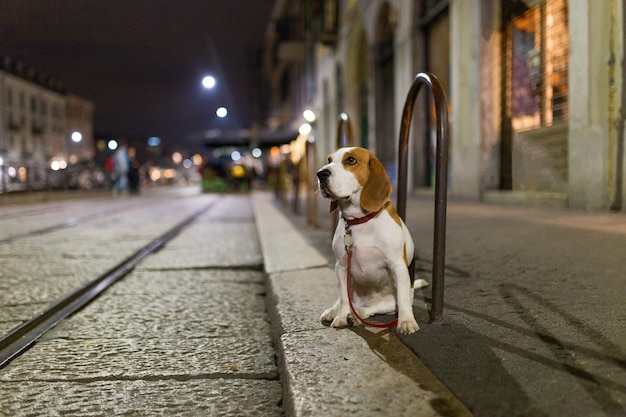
[252,191,473,417]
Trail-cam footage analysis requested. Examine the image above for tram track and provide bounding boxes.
[0,207,128,245]
[0,204,76,220]
[0,197,222,369]
[0,193,114,220]
[0,199,163,244]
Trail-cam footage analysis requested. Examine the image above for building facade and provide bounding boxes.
[0,57,95,192]
[263,0,625,212]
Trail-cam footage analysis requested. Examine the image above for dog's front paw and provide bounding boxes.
[396,318,420,335]
[320,306,338,324]
[330,314,354,328]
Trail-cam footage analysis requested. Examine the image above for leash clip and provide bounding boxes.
[343,222,353,252]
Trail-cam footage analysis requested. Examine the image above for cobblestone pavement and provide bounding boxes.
[0,189,282,416]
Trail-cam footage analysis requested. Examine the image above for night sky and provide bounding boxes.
[0,0,274,150]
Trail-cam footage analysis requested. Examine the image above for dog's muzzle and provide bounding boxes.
[317,168,331,182]
[317,169,332,198]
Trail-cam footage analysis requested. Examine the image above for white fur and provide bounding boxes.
[317,147,428,335]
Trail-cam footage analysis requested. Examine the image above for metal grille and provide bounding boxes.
[504,0,569,131]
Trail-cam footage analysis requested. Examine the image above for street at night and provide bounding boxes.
[2,1,626,416]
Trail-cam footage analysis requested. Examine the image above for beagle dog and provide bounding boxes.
[316,147,428,335]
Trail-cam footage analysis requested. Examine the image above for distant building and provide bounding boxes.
[0,56,95,191]
[66,94,95,165]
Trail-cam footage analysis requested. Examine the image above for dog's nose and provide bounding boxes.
[317,169,331,182]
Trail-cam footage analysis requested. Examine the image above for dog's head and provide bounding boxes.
[316,147,392,214]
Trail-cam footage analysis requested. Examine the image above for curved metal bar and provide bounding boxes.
[337,113,356,148]
[397,72,449,323]
[306,138,319,227]
[332,113,357,234]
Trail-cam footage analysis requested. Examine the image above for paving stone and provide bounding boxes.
[279,329,471,417]
[0,336,277,382]
[204,194,256,220]
[252,193,327,273]
[49,270,270,339]
[0,320,25,336]
[267,267,338,334]
[0,379,283,417]
[139,222,263,269]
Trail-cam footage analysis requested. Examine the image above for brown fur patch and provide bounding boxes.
[388,204,408,266]
[341,148,370,186]
[404,243,408,266]
[343,148,391,213]
[386,204,402,227]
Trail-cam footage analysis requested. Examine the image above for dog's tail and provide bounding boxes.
[409,257,429,289]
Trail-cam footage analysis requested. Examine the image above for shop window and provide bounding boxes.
[504,0,569,131]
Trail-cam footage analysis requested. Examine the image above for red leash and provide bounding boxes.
[344,205,398,329]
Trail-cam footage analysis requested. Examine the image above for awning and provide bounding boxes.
[188,129,250,147]
[188,127,299,148]
[255,128,299,147]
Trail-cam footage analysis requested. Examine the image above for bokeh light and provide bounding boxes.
[216,107,228,118]
[202,75,216,89]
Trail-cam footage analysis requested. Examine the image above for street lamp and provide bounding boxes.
[71,131,82,143]
[216,106,228,118]
[303,109,316,123]
[299,123,312,136]
[202,75,216,89]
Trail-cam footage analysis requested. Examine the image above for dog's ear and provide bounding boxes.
[360,152,392,213]
[329,200,338,213]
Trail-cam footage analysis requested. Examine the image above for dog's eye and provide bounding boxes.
[327,156,332,163]
[345,156,357,165]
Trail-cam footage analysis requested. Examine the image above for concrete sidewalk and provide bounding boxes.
[399,195,626,417]
[253,191,626,417]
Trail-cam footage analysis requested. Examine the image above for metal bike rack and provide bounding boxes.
[305,138,319,227]
[396,72,449,323]
[337,112,356,148]
[331,113,357,234]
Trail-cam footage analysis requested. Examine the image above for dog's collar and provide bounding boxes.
[343,201,389,226]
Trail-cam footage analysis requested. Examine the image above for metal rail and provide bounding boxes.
[396,72,449,323]
[0,207,132,244]
[337,113,356,148]
[306,138,319,227]
[332,113,357,233]
[0,199,220,369]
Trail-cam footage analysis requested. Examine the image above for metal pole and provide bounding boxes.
[292,159,300,214]
[396,72,449,323]
[337,113,355,148]
[332,113,357,234]
[306,138,319,227]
